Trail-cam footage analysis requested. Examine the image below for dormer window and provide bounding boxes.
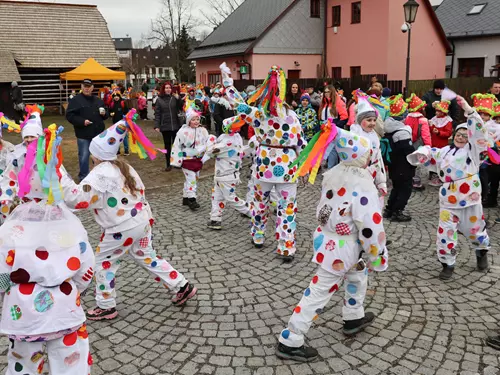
[468,3,486,15]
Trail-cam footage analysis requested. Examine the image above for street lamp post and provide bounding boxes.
[403,0,419,98]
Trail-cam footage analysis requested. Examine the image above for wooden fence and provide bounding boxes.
[408,77,497,100]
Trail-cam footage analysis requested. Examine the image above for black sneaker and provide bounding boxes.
[483,200,497,208]
[386,240,393,246]
[87,306,118,321]
[283,255,294,264]
[383,208,393,219]
[343,312,375,336]
[251,239,264,249]
[439,263,454,280]
[392,211,411,222]
[188,198,200,210]
[485,335,500,350]
[172,282,197,306]
[275,342,318,362]
[182,197,189,206]
[207,220,222,230]
[476,249,489,271]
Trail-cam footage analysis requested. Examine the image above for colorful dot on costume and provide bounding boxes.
[332,260,344,272]
[348,298,357,306]
[10,268,30,284]
[67,257,81,271]
[360,197,368,205]
[34,290,54,312]
[304,288,311,297]
[60,282,73,295]
[329,284,339,293]
[63,332,78,346]
[19,283,35,295]
[338,188,346,196]
[316,252,324,263]
[35,247,49,261]
[123,238,133,247]
[362,228,373,238]
[313,234,324,251]
[102,261,111,270]
[346,284,358,294]
[470,216,478,223]
[373,213,382,224]
[79,242,87,254]
[312,275,319,284]
[294,306,301,314]
[169,271,178,279]
[107,197,118,208]
[131,208,138,217]
[281,330,290,339]
[6,250,15,266]
[14,363,23,372]
[75,201,89,209]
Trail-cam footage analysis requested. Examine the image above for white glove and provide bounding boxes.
[457,95,473,114]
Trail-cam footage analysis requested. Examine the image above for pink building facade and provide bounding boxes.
[326,0,449,81]
[190,0,449,85]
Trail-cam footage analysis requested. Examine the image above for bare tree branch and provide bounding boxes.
[199,0,244,29]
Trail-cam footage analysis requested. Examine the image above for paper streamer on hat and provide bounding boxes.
[17,138,38,198]
[124,109,166,160]
[487,147,500,165]
[289,118,339,184]
[20,104,45,129]
[441,88,457,102]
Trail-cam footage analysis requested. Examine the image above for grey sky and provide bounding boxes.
[22,0,212,45]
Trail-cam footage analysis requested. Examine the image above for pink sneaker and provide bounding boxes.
[87,306,118,321]
[172,282,197,306]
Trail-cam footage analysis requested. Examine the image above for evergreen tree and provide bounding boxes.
[177,25,195,82]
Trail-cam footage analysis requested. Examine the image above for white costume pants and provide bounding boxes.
[251,181,298,255]
[7,326,91,375]
[279,266,367,348]
[246,176,278,207]
[210,179,250,222]
[95,222,187,309]
[182,168,199,199]
[437,205,489,266]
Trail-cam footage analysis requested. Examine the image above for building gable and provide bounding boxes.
[253,0,324,55]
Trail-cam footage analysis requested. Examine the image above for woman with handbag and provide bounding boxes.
[171,104,216,210]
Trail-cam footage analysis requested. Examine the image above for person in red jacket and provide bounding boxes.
[405,94,431,190]
[428,100,453,186]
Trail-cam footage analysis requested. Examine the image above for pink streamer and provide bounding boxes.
[488,147,500,165]
[125,110,166,160]
[17,140,38,198]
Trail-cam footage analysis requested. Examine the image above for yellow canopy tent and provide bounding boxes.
[60,58,126,113]
[60,57,125,80]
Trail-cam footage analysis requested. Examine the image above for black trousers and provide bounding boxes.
[161,130,178,167]
[479,167,489,201]
[487,164,500,203]
[387,178,413,212]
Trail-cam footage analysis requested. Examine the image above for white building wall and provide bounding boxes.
[450,36,500,78]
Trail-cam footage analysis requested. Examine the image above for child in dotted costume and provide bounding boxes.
[407,95,491,280]
[0,106,45,222]
[276,128,388,362]
[61,110,197,321]
[205,116,251,230]
[171,104,216,211]
[220,63,306,262]
[0,125,95,375]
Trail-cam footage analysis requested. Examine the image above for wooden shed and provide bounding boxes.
[0,0,121,114]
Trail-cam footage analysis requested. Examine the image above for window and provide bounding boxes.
[351,2,361,24]
[208,72,221,85]
[310,0,320,18]
[458,58,484,77]
[332,67,342,79]
[350,66,361,78]
[468,4,487,14]
[332,5,341,26]
[288,70,301,79]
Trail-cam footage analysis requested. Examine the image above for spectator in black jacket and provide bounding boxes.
[10,81,24,123]
[66,78,109,181]
[154,82,183,171]
[422,80,460,126]
[110,91,130,155]
[212,92,235,137]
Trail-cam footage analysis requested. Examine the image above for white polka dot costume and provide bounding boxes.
[407,110,490,265]
[171,107,216,199]
[60,118,189,310]
[205,120,251,222]
[220,63,306,256]
[279,129,388,348]
[0,125,94,374]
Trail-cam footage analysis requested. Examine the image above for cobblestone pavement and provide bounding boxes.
[1,166,500,375]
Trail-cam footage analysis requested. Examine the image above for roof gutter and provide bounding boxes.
[449,40,455,78]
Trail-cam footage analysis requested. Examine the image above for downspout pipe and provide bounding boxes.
[323,0,328,78]
[449,40,455,78]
